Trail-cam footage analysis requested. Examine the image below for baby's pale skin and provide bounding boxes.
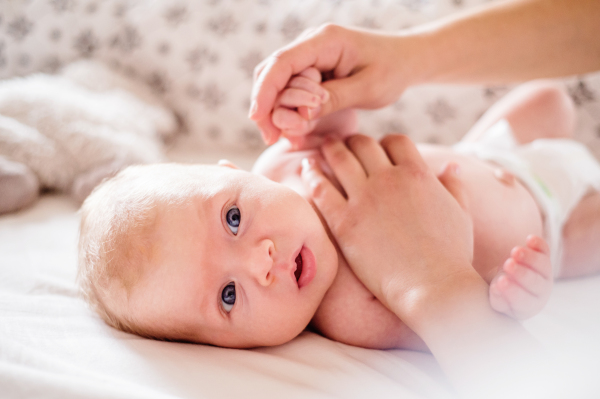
[126,165,339,348]
[253,136,545,350]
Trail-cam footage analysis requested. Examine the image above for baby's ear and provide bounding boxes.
[217,159,240,170]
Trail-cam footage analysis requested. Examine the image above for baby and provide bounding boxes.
[78,72,600,351]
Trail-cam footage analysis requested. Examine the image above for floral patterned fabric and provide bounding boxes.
[1,0,599,156]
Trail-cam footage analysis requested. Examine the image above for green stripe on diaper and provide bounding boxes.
[534,175,553,198]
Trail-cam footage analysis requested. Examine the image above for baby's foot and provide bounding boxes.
[489,235,553,320]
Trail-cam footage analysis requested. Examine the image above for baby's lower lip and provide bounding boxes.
[297,246,316,289]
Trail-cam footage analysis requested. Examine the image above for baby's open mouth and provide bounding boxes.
[294,253,303,283]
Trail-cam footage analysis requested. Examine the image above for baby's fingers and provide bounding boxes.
[510,243,552,280]
[525,234,550,255]
[503,258,549,297]
[489,279,512,315]
[272,107,317,138]
[277,88,322,109]
[298,67,322,83]
[287,75,329,102]
[273,107,308,130]
[492,274,540,319]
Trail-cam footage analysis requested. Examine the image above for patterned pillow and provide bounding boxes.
[1,0,599,156]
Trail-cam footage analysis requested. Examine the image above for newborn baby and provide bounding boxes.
[78,74,600,350]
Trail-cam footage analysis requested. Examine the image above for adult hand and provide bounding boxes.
[301,134,474,318]
[301,135,548,398]
[250,25,420,145]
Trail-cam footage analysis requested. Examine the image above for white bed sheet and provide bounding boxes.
[1,151,600,399]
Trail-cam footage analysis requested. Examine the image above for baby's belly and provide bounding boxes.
[418,144,544,283]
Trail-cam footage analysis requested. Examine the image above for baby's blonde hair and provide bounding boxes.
[78,163,220,338]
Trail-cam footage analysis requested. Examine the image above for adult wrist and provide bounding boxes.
[382,264,486,335]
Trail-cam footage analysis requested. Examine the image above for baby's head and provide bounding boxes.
[78,163,338,348]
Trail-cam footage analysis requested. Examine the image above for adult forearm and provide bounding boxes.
[389,268,547,398]
[405,0,600,86]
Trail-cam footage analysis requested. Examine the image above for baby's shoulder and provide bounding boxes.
[311,260,418,349]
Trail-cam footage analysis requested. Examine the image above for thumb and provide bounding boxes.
[437,162,469,213]
[319,71,373,117]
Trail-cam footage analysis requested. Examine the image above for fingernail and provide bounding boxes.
[248,100,258,118]
[512,248,524,260]
[321,89,330,103]
[453,163,461,175]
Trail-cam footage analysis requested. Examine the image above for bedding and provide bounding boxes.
[1,0,600,155]
[1,147,600,398]
[2,0,600,397]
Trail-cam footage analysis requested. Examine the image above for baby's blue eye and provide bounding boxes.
[221,283,236,312]
[226,206,241,235]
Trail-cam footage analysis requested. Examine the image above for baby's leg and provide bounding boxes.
[561,192,600,278]
[463,80,575,144]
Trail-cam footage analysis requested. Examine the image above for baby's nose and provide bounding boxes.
[250,239,274,286]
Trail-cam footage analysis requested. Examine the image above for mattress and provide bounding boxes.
[1,150,600,399]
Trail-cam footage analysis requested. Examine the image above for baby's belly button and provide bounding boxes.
[493,167,516,186]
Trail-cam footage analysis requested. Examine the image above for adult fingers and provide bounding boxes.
[319,67,385,117]
[255,114,282,145]
[345,134,391,175]
[301,158,347,229]
[380,134,428,171]
[250,24,359,142]
[320,139,367,196]
[437,162,470,213]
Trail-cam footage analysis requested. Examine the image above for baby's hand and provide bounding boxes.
[272,67,327,139]
[271,67,357,150]
[489,235,553,320]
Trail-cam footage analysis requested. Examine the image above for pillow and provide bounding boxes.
[1,0,599,156]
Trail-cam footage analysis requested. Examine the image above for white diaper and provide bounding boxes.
[453,119,600,276]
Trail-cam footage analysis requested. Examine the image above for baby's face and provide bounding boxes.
[130,165,338,348]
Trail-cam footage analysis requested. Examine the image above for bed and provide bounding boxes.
[2,146,600,399]
[2,0,600,398]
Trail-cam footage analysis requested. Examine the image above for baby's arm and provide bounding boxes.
[489,234,553,320]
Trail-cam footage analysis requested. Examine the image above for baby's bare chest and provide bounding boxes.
[418,144,544,282]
